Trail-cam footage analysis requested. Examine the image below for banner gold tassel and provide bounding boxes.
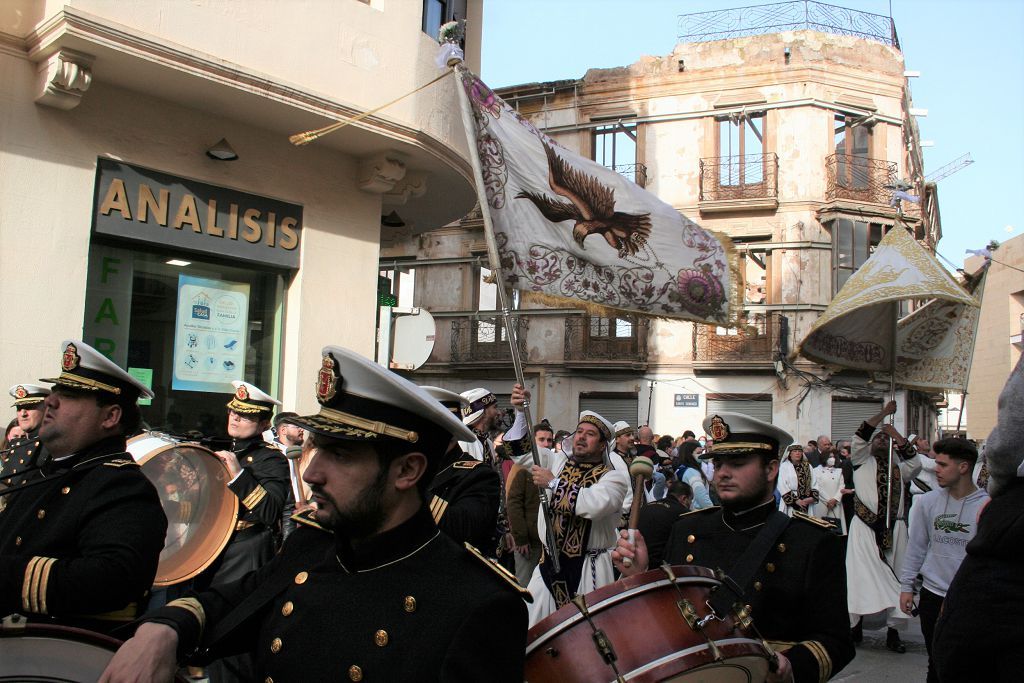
[289,70,454,146]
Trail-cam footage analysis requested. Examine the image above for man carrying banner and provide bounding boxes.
[846,400,921,652]
[508,385,628,627]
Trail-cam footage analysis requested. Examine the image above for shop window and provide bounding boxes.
[829,218,890,292]
[83,244,284,439]
[717,113,765,185]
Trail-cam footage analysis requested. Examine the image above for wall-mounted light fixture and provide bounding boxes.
[206,138,239,161]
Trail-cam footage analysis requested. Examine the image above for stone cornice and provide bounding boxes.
[19,7,471,181]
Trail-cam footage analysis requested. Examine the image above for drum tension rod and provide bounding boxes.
[569,594,627,683]
[659,564,724,662]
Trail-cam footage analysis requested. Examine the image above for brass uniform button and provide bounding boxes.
[777,543,786,553]
[27,450,33,455]
[281,601,294,616]
[270,637,282,654]
[247,456,253,463]
[37,509,46,519]
[61,486,71,495]
[374,629,388,647]
[687,534,696,544]
[403,596,417,613]
[15,536,22,546]
[685,554,694,563]
[295,571,308,584]
[754,581,763,591]
[766,563,776,573]
[348,665,363,681]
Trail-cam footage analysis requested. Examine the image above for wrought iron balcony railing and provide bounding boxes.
[678,1,899,49]
[450,316,528,364]
[693,312,788,363]
[825,154,898,205]
[611,163,648,188]
[699,153,779,202]
[564,316,649,365]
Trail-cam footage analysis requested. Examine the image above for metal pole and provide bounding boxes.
[886,299,897,529]
[451,60,561,573]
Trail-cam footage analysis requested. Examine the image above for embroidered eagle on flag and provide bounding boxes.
[516,142,652,258]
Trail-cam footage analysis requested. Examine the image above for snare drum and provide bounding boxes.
[127,433,238,586]
[0,619,190,682]
[526,565,771,683]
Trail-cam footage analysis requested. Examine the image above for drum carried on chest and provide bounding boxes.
[127,433,238,587]
[526,565,772,683]
[0,618,189,682]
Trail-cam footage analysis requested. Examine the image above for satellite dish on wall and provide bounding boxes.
[389,308,436,371]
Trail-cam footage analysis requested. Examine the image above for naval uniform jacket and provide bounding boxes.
[207,436,290,586]
[144,506,529,682]
[0,428,49,486]
[0,435,167,630]
[663,501,853,683]
[427,448,501,551]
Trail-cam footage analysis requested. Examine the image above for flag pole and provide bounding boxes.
[450,58,561,574]
[886,299,897,529]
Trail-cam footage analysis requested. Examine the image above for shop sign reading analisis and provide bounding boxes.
[92,158,302,269]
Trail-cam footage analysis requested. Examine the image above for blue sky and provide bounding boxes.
[479,0,1024,270]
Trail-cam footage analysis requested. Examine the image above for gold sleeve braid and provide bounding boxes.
[22,556,58,614]
[167,597,207,637]
[241,485,267,510]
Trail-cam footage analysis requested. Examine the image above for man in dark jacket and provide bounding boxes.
[0,340,167,633]
[100,345,528,683]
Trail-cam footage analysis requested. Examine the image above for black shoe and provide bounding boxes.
[851,618,863,644]
[886,627,906,654]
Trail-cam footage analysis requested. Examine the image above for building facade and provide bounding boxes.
[383,6,944,443]
[1,0,481,432]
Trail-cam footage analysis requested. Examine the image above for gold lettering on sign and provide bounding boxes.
[173,195,202,233]
[227,203,239,240]
[242,208,262,243]
[137,184,170,226]
[207,199,225,237]
[264,211,276,247]
[278,217,299,250]
[99,179,132,219]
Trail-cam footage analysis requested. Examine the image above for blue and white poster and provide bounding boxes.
[172,274,249,393]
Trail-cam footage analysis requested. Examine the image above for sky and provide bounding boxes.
[478,0,1024,271]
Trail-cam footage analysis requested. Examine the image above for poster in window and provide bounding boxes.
[172,274,249,393]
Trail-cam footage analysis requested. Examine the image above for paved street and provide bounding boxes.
[834,615,929,682]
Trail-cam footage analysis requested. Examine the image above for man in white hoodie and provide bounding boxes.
[899,438,988,683]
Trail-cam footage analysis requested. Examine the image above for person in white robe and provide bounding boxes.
[813,455,848,535]
[845,400,921,653]
[506,386,629,627]
[777,443,818,516]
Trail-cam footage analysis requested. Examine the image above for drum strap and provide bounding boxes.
[708,511,789,619]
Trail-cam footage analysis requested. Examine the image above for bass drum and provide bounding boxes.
[0,621,189,682]
[128,433,238,587]
[526,565,771,683]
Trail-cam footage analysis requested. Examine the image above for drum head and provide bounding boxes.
[129,435,238,586]
[0,623,119,681]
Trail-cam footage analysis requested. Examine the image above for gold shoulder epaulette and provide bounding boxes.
[453,460,483,470]
[680,506,720,517]
[292,509,332,533]
[103,458,139,468]
[464,542,533,603]
[793,511,834,529]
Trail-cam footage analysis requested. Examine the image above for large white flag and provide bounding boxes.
[455,65,738,324]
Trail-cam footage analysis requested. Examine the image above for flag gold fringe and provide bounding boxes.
[289,70,453,146]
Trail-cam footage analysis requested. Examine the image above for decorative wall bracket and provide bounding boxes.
[383,171,428,206]
[36,49,94,110]
[357,152,407,194]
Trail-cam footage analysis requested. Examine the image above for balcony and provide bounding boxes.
[825,154,898,206]
[699,153,779,213]
[564,315,649,369]
[611,163,648,188]
[450,316,529,365]
[692,312,789,367]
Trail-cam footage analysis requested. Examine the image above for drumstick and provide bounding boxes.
[623,456,654,568]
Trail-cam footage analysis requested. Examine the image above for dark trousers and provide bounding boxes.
[919,587,943,683]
